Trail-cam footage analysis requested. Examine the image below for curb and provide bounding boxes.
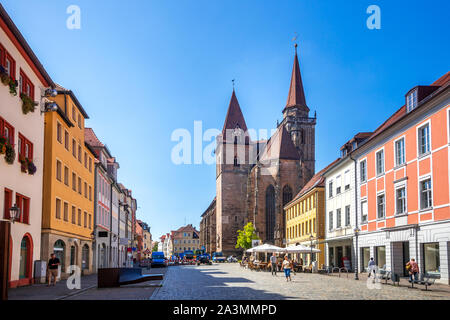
[56,284,97,300]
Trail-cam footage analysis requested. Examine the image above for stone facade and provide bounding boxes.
[201,47,317,256]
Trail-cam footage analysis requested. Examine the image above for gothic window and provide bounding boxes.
[265,185,276,243]
[282,185,293,206]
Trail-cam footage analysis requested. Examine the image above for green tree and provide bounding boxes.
[152,242,159,252]
[235,222,259,251]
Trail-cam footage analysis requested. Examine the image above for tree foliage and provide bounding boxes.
[235,222,259,250]
[152,242,159,252]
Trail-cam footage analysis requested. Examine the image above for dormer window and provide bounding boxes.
[407,89,418,112]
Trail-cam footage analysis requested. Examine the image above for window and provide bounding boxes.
[396,187,406,214]
[376,150,384,175]
[19,69,34,98]
[420,179,432,210]
[328,181,333,198]
[72,173,76,191]
[407,89,418,112]
[377,194,385,219]
[78,114,82,129]
[88,214,92,229]
[78,177,82,194]
[84,152,88,168]
[89,186,92,201]
[361,200,368,223]
[5,51,16,79]
[423,243,440,275]
[336,208,341,228]
[72,206,76,224]
[78,209,82,226]
[1,118,15,145]
[64,131,69,150]
[57,122,62,143]
[328,211,333,230]
[233,156,239,167]
[84,212,87,228]
[16,193,30,224]
[3,188,12,220]
[72,106,76,121]
[345,205,351,226]
[336,176,341,194]
[18,134,33,161]
[395,138,405,166]
[56,198,61,219]
[72,139,76,158]
[64,166,69,186]
[418,124,430,156]
[89,158,92,172]
[84,182,87,198]
[78,145,82,162]
[344,170,350,190]
[63,202,68,221]
[56,160,62,181]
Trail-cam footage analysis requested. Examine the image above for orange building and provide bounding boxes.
[353,72,450,284]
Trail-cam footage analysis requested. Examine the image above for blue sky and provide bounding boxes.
[2,0,448,240]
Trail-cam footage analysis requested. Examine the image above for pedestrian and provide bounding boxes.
[282,256,292,282]
[270,253,278,276]
[406,258,419,283]
[47,253,60,286]
[367,257,376,278]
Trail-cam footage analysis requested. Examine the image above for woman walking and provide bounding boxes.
[282,256,292,282]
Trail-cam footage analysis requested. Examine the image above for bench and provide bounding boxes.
[417,273,439,291]
[98,268,164,288]
[379,270,391,284]
[390,273,400,286]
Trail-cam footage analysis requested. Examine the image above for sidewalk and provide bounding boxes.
[326,272,450,295]
[8,273,98,300]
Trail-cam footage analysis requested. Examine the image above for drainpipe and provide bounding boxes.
[109,181,112,268]
[350,154,359,280]
[92,164,98,272]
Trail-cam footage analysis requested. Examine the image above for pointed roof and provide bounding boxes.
[259,125,300,162]
[285,45,308,110]
[222,90,248,136]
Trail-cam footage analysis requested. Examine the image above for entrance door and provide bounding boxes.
[54,240,65,273]
[336,247,343,267]
[402,242,410,277]
[19,238,28,279]
[70,246,76,266]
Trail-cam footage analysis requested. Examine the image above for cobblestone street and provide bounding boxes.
[152,263,450,300]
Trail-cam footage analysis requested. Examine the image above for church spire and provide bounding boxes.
[285,44,308,110]
[222,90,248,136]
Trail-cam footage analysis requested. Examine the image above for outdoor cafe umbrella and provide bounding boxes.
[251,243,285,253]
[283,244,321,253]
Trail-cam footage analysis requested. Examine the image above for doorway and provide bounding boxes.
[336,247,343,267]
[402,242,410,276]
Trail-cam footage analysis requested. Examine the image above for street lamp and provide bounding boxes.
[9,204,21,223]
[309,234,314,265]
[354,227,360,280]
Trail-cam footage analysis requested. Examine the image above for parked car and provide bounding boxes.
[227,256,238,263]
[212,252,226,263]
[151,251,168,267]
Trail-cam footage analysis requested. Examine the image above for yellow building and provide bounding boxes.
[41,85,95,276]
[284,161,339,267]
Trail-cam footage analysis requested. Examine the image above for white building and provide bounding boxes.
[0,4,55,287]
[323,133,372,270]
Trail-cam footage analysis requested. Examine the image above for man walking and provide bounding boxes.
[270,253,278,276]
[47,253,60,286]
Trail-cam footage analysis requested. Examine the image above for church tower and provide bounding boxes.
[215,90,254,256]
[282,44,316,181]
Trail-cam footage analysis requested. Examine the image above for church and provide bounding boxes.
[200,45,317,256]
